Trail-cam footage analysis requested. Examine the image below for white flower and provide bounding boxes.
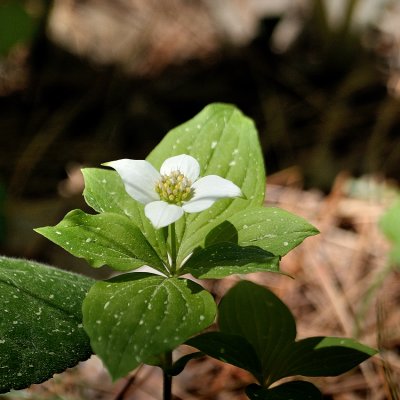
[104,154,243,229]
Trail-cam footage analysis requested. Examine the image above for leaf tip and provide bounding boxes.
[33,226,47,236]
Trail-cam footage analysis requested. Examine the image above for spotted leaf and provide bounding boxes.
[205,207,319,257]
[146,103,266,265]
[0,256,93,393]
[82,168,168,262]
[35,210,167,274]
[82,273,216,380]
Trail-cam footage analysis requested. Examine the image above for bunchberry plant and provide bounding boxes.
[0,104,376,399]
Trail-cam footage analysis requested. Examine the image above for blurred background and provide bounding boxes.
[1,0,400,399]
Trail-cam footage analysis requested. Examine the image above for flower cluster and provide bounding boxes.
[155,170,193,204]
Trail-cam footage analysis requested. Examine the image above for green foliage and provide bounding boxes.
[34,104,322,391]
[205,207,319,257]
[380,199,400,265]
[37,104,317,278]
[35,210,167,274]
[0,257,93,393]
[188,281,376,393]
[283,336,377,377]
[187,332,263,382]
[147,103,266,266]
[181,204,318,279]
[82,273,216,380]
[181,242,279,278]
[82,168,168,262]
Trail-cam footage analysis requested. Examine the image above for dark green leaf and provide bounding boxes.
[245,382,322,400]
[285,337,378,377]
[181,242,279,279]
[0,256,93,393]
[82,168,167,262]
[219,280,296,384]
[206,207,319,257]
[35,210,167,273]
[204,220,238,247]
[218,281,376,385]
[146,103,266,265]
[187,332,263,382]
[82,273,216,380]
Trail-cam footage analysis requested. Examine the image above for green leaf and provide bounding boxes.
[245,382,322,400]
[181,242,279,279]
[82,168,140,217]
[82,273,216,380]
[82,168,168,262]
[187,332,263,382]
[285,337,378,377]
[217,281,376,386]
[380,199,400,264]
[146,103,266,265]
[0,256,93,393]
[206,207,319,257]
[35,210,167,274]
[218,280,296,384]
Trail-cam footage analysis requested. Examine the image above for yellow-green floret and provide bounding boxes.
[155,170,193,204]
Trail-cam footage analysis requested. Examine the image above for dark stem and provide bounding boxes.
[163,350,173,400]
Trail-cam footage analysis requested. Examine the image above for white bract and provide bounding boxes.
[105,154,243,228]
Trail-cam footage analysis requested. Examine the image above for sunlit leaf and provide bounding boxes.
[146,103,266,265]
[206,207,319,257]
[35,210,167,274]
[82,273,216,380]
[82,168,168,262]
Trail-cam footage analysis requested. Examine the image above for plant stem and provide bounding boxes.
[164,223,177,398]
[163,350,173,400]
[169,222,177,275]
